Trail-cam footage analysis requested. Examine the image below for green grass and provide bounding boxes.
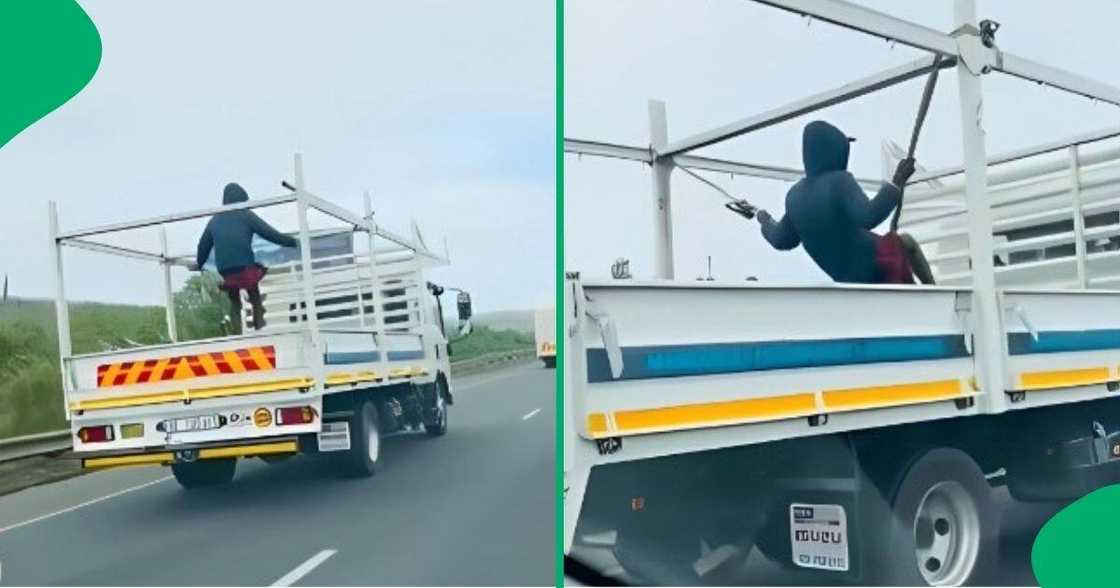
[447,325,534,363]
[0,299,168,439]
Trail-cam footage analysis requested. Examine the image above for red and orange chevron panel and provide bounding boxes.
[96,346,276,388]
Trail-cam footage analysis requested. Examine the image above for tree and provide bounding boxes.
[174,273,229,341]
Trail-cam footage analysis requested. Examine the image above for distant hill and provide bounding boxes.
[443,309,537,334]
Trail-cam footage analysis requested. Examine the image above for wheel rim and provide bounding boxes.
[434,388,446,428]
[367,411,380,462]
[912,481,981,586]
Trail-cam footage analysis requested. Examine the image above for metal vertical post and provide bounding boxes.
[1069,145,1089,288]
[649,99,675,279]
[364,191,390,374]
[293,153,321,350]
[955,0,1006,414]
[47,201,73,412]
[159,226,178,342]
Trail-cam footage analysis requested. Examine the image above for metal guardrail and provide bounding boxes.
[0,429,71,463]
[0,351,536,463]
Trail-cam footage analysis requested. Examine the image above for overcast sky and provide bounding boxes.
[565,0,1120,283]
[0,0,555,312]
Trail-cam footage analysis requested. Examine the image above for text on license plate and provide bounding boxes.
[161,414,223,434]
[790,503,849,572]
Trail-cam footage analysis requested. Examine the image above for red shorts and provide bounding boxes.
[220,265,267,291]
[873,232,915,284]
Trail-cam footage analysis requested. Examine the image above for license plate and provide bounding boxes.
[790,503,849,572]
[162,414,222,434]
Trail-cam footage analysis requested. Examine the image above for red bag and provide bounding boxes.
[874,232,915,284]
[220,264,268,291]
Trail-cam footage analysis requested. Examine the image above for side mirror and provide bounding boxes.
[457,291,473,321]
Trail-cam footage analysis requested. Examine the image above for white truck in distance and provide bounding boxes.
[564,2,1120,585]
[53,155,469,489]
[535,306,556,368]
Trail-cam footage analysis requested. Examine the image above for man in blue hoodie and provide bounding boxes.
[749,120,933,284]
[195,183,299,334]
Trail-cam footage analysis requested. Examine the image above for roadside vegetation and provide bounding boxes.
[0,276,532,439]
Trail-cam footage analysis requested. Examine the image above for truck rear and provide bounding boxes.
[51,155,463,488]
[535,305,556,368]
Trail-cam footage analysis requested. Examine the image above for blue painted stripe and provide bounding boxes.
[1008,329,1120,355]
[586,335,969,383]
[387,350,425,361]
[324,351,380,365]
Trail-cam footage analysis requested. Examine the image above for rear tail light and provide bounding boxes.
[77,425,115,443]
[275,406,316,426]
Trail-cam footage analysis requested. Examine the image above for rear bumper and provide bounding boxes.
[80,437,300,470]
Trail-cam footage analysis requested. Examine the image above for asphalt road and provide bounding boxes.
[568,486,1066,586]
[0,363,556,586]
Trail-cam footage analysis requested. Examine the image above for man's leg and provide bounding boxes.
[226,288,244,335]
[247,286,265,330]
[900,233,936,285]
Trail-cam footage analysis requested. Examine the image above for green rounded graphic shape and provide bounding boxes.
[0,0,101,150]
[1032,484,1120,587]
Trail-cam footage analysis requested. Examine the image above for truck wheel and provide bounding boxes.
[171,458,236,489]
[341,401,381,477]
[869,448,998,586]
[542,356,556,369]
[423,380,448,437]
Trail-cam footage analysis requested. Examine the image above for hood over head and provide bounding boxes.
[223,182,249,205]
[802,120,850,175]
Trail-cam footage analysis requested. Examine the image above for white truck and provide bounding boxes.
[52,155,469,488]
[564,2,1120,585]
[535,306,556,368]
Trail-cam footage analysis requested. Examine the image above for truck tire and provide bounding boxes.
[340,400,381,477]
[423,379,448,437]
[542,356,556,369]
[171,458,236,489]
[868,448,998,586]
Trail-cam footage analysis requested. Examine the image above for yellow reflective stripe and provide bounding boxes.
[603,393,818,438]
[187,378,314,401]
[587,413,609,436]
[198,441,298,460]
[1018,367,1111,390]
[70,377,314,411]
[326,371,382,387]
[83,452,174,469]
[588,379,969,438]
[71,390,187,411]
[823,379,963,411]
[388,368,412,379]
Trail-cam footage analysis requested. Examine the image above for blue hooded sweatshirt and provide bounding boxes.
[759,120,902,284]
[196,183,298,275]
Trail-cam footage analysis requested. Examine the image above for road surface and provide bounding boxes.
[0,364,555,586]
[567,486,1064,586]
